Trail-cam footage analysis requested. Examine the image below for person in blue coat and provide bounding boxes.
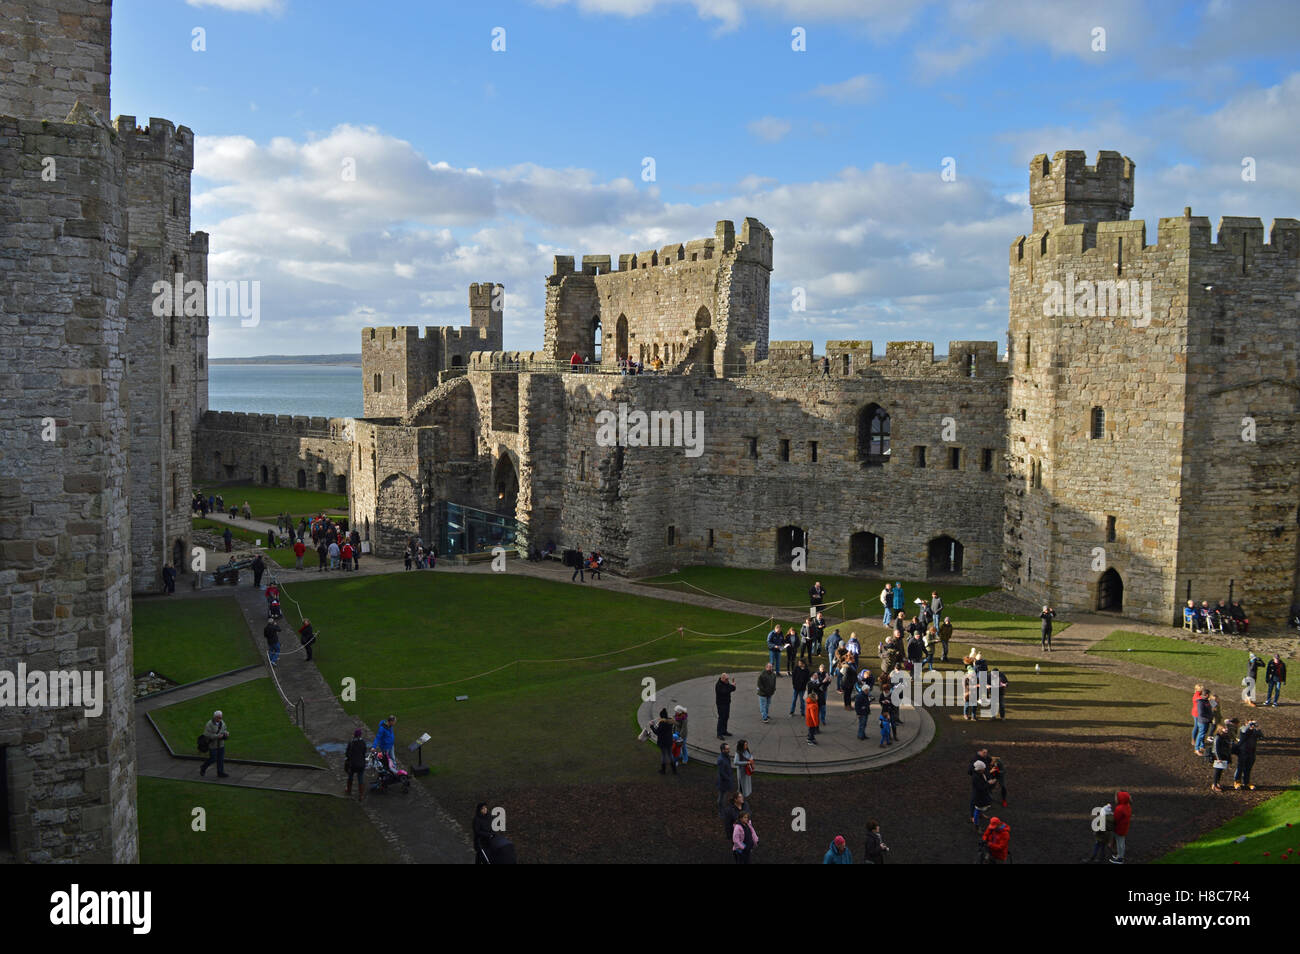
[823,835,853,864]
[373,715,397,764]
[891,582,905,617]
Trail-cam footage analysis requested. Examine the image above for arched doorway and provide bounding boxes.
[493,455,519,515]
[297,469,307,489]
[928,535,964,575]
[592,316,602,363]
[616,314,628,360]
[694,305,711,329]
[849,532,883,571]
[260,464,269,484]
[857,403,890,465]
[336,475,347,494]
[172,538,186,574]
[775,525,806,566]
[1097,568,1123,612]
[317,471,327,491]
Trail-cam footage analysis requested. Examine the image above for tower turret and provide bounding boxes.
[1030,150,1134,233]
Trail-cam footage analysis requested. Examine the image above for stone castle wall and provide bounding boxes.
[193,411,352,496]
[0,0,111,122]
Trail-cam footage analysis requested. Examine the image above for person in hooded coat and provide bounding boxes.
[1110,791,1132,864]
[982,817,1010,863]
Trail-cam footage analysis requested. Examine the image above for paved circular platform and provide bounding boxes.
[636,672,934,775]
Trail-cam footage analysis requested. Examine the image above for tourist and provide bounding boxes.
[821,355,830,376]
[809,580,826,611]
[805,688,820,745]
[967,748,991,819]
[344,728,367,800]
[374,715,397,766]
[264,617,281,666]
[735,739,755,803]
[855,680,871,740]
[1088,798,1113,863]
[721,790,744,837]
[798,617,812,662]
[222,526,233,553]
[673,705,689,762]
[328,539,340,570]
[863,820,888,864]
[267,525,277,548]
[922,626,937,672]
[995,669,1008,720]
[880,582,894,626]
[1191,684,1209,754]
[350,529,362,569]
[715,673,736,739]
[823,835,852,864]
[715,743,733,815]
[340,540,353,572]
[1265,654,1286,706]
[784,625,799,674]
[930,590,943,621]
[981,817,1011,863]
[843,631,859,659]
[298,618,316,662]
[939,616,953,661]
[756,664,776,723]
[891,581,905,620]
[766,624,784,676]
[962,664,978,721]
[1040,605,1056,651]
[877,706,892,748]
[199,710,230,778]
[731,811,758,863]
[812,611,827,655]
[404,548,412,571]
[790,659,809,716]
[812,664,830,724]
[1210,721,1235,792]
[906,631,924,672]
[293,537,305,569]
[1246,652,1265,706]
[472,802,493,862]
[1233,720,1263,790]
[1111,790,1131,863]
[162,563,176,595]
[840,657,857,709]
[654,707,676,775]
[570,548,585,582]
[316,538,328,571]
[1230,600,1249,634]
[825,628,841,669]
[242,500,252,520]
[970,760,994,826]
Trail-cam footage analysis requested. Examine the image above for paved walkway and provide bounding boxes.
[638,672,934,775]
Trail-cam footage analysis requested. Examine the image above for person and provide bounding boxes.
[938,616,953,661]
[735,739,755,802]
[812,611,827,656]
[987,756,1008,807]
[784,625,799,674]
[654,708,676,775]
[293,537,306,569]
[267,525,278,548]
[241,500,252,520]
[199,710,230,778]
[766,624,784,676]
[673,705,689,762]
[811,664,830,724]
[756,664,776,723]
[1191,684,1209,754]
[1111,790,1131,863]
[906,631,924,672]
[404,548,413,571]
[843,631,858,659]
[374,715,397,766]
[340,541,353,572]
[222,526,233,553]
[316,538,328,571]
[571,548,585,582]
[805,689,820,745]
[880,582,894,626]
[715,743,733,815]
[328,539,340,571]
[1088,799,1113,863]
[790,659,809,716]
[863,820,888,864]
[263,618,281,666]
[930,590,943,621]
[854,680,872,740]
[971,759,993,826]
[721,790,745,838]
[922,626,937,672]
[825,628,842,669]
[472,803,493,863]
[350,529,362,569]
[1233,720,1262,790]
[162,563,176,595]
[298,618,316,662]
[1230,600,1249,634]
[1210,721,1235,792]
[715,673,736,738]
[1265,654,1286,707]
[809,580,826,611]
[1040,606,1056,651]
[995,669,1008,720]
[981,817,1010,863]
[823,835,853,864]
[877,707,892,747]
[1245,652,1265,706]
[732,811,757,863]
[344,728,367,800]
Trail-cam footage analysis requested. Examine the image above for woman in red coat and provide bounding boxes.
[805,694,820,746]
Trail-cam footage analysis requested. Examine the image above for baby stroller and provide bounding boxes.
[367,750,411,794]
[267,598,282,621]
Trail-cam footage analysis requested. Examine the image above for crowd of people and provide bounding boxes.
[1190,651,1283,793]
[1184,598,1251,634]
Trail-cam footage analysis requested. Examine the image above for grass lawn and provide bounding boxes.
[1158,788,1300,864]
[1088,630,1255,688]
[149,677,323,766]
[138,777,400,863]
[638,566,993,619]
[133,596,258,683]
[194,518,298,569]
[950,607,1071,644]
[193,483,347,520]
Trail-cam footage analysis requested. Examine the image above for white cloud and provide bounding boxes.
[186,0,285,12]
[809,74,881,103]
[747,116,793,142]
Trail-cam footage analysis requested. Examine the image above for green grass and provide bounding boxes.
[1088,630,1255,687]
[194,518,298,569]
[138,777,400,864]
[149,678,323,766]
[637,566,993,619]
[194,483,347,520]
[1158,788,1300,864]
[950,606,1071,643]
[133,596,258,683]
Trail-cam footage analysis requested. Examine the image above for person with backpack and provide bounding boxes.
[1111,791,1131,863]
[199,710,230,778]
[344,728,367,799]
[823,835,853,864]
[981,817,1010,863]
[263,618,281,666]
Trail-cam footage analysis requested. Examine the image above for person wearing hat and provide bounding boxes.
[374,715,397,766]
[200,710,230,778]
[345,727,368,799]
[823,834,853,864]
[971,760,994,826]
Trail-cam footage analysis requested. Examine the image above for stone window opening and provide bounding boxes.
[169,316,176,347]
[373,373,382,393]
[592,316,601,362]
[170,364,177,387]
[667,526,676,546]
[1106,515,1116,542]
[578,449,586,481]
[707,528,715,548]
[856,403,890,466]
[966,353,977,378]
[297,469,307,489]
[948,447,961,470]
[746,437,758,459]
[370,329,376,340]
[913,446,927,468]
[927,535,964,575]
[172,197,178,216]
[809,440,818,463]
[261,464,269,484]
[1090,406,1105,440]
[849,531,883,571]
[391,328,397,339]
[169,411,176,449]
[1040,233,1049,256]
[1024,334,1031,369]
[981,448,993,472]
[614,446,625,474]
[317,472,327,491]
[775,525,806,566]
[779,438,790,462]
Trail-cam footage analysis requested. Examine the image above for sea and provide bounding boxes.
[207,364,363,419]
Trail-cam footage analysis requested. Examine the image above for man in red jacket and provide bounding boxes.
[981,817,1010,863]
[1111,791,1132,864]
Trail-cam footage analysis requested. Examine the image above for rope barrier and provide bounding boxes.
[636,578,846,615]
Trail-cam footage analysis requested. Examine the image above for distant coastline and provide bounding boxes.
[209,354,362,367]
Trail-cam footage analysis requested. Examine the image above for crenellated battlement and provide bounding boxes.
[1029,149,1133,233]
[549,218,773,279]
[200,410,341,434]
[113,115,194,169]
[751,340,1007,380]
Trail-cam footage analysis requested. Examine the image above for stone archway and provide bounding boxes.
[1097,568,1123,612]
[376,473,421,556]
[616,314,628,359]
[493,454,519,515]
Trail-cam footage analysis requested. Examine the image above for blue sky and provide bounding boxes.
[111,0,1300,357]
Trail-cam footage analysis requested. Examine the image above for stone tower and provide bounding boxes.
[1029,149,1134,233]
[468,282,504,344]
[0,0,138,862]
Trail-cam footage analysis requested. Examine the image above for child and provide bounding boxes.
[267,597,282,621]
[1088,800,1113,863]
[671,733,683,770]
[878,709,892,747]
[673,706,689,763]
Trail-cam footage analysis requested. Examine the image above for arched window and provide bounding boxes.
[260,464,269,484]
[616,314,629,359]
[775,525,806,566]
[928,535,964,575]
[1090,406,1105,440]
[694,306,711,330]
[857,403,890,466]
[592,316,602,363]
[849,532,883,571]
[373,373,382,393]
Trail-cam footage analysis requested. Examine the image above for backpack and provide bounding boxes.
[197,734,210,753]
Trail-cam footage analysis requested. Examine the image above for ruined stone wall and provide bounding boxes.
[193,411,352,495]
[0,0,112,122]
[0,113,136,862]
[361,326,438,419]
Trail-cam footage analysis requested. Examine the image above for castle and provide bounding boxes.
[3,0,1298,864]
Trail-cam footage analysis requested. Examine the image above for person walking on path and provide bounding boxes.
[222,526,233,553]
[735,739,755,803]
[1040,606,1056,652]
[715,673,736,739]
[880,582,894,626]
[715,743,733,816]
[571,549,585,582]
[1210,721,1235,792]
[316,539,328,571]
[790,659,809,716]
[293,538,306,569]
[939,617,953,661]
[162,563,176,595]
[654,708,677,775]
[472,803,494,863]
[297,618,316,661]
[805,691,821,745]
[263,618,281,666]
[855,682,872,740]
[811,664,831,725]
[766,624,784,676]
[1111,791,1131,863]
[732,811,757,863]
[374,715,397,766]
[199,710,230,778]
[251,554,265,588]
[1192,685,1211,755]
[823,835,853,864]
[328,539,340,570]
[971,759,994,826]
[1265,654,1287,707]
[1233,720,1263,790]
[344,728,367,800]
[756,664,776,723]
